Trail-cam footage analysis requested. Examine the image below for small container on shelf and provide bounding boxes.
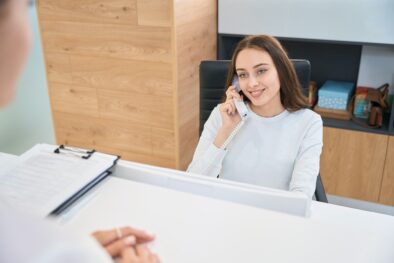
[314,80,354,120]
[353,86,371,119]
[308,81,318,108]
[317,80,355,110]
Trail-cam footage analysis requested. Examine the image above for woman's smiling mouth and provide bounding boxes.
[249,88,266,98]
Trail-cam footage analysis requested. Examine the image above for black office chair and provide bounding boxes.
[199,60,328,203]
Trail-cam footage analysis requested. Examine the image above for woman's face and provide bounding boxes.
[235,48,282,114]
[0,0,32,107]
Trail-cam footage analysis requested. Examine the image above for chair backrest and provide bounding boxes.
[199,59,328,203]
[315,174,328,202]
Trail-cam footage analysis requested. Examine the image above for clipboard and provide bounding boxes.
[0,144,120,218]
[54,144,96,159]
[50,171,112,216]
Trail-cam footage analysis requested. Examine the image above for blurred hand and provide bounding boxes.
[119,245,160,263]
[91,226,155,258]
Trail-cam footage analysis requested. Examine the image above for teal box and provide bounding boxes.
[317,81,354,110]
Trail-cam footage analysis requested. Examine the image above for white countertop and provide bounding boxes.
[61,161,394,263]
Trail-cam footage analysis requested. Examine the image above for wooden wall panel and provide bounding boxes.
[137,0,172,27]
[151,127,176,159]
[53,111,175,168]
[53,112,152,154]
[379,136,394,206]
[38,0,138,25]
[45,53,73,84]
[320,127,388,202]
[174,0,217,169]
[39,21,172,63]
[67,55,173,95]
[97,89,174,130]
[37,0,216,169]
[49,82,99,118]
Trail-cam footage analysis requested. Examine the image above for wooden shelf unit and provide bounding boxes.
[320,127,389,203]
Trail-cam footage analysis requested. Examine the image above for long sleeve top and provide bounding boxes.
[187,105,323,199]
[0,203,112,263]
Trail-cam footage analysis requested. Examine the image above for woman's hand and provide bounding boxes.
[213,86,243,148]
[119,245,160,263]
[219,86,243,129]
[91,226,155,258]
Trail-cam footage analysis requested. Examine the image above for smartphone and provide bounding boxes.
[231,75,248,120]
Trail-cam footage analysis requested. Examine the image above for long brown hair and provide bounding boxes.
[0,0,9,18]
[225,35,308,111]
[0,0,8,8]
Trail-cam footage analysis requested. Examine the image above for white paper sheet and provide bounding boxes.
[0,144,118,217]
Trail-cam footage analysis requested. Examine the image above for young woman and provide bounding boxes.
[0,1,158,262]
[188,35,323,199]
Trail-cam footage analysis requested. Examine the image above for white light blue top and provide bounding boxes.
[0,207,112,263]
[188,105,323,198]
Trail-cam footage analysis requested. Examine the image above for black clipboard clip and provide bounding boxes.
[54,145,95,159]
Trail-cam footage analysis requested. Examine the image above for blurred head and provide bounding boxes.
[0,0,32,108]
[225,35,308,113]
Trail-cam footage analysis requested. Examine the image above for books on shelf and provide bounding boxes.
[0,144,119,217]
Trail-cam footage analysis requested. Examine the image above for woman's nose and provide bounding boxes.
[248,75,259,88]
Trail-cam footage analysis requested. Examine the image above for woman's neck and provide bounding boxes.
[250,98,285,118]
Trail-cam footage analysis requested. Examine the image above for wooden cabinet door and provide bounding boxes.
[320,127,388,202]
[379,136,394,206]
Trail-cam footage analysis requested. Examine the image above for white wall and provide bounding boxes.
[219,0,394,95]
[0,7,55,154]
[219,0,394,45]
[358,45,394,94]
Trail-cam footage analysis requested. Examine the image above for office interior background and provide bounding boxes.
[0,0,393,216]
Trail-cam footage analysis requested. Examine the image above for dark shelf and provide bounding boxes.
[218,34,362,88]
[218,33,394,49]
[322,117,393,136]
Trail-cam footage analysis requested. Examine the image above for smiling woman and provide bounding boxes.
[188,35,323,199]
[226,35,308,114]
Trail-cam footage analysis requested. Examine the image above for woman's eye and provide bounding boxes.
[238,73,247,79]
[257,69,267,75]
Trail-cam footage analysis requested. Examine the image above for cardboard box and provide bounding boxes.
[317,80,354,110]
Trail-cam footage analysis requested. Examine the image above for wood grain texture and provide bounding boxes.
[39,21,172,63]
[137,0,172,27]
[53,112,175,165]
[97,89,174,130]
[53,112,151,154]
[48,82,99,118]
[37,0,217,169]
[320,127,388,202]
[45,53,73,84]
[63,55,173,97]
[174,0,217,169]
[37,0,138,25]
[379,136,394,206]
